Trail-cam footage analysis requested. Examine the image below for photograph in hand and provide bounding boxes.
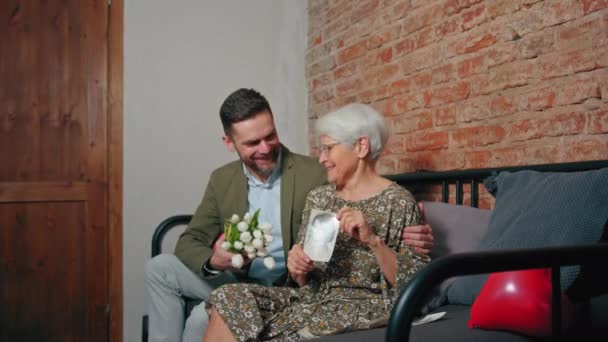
[303,209,340,262]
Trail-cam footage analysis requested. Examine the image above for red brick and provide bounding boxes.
[309,56,336,77]
[435,16,462,40]
[464,150,492,168]
[556,76,601,106]
[539,48,600,80]
[432,63,456,84]
[392,110,434,133]
[314,34,322,46]
[452,126,506,147]
[466,147,527,168]
[384,94,422,115]
[509,111,586,142]
[326,0,352,19]
[378,47,394,64]
[336,78,363,96]
[367,24,401,49]
[323,16,349,41]
[351,0,380,23]
[461,4,486,31]
[444,0,484,14]
[574,136,608,160]
[600,70,608,102]
[389,78,413,96]
[403,3,445,35]
[486,42,517,67]
[416,27,437,50]
[519,30,555,59]
[412,71,433,89]
[423,81,470,107]
[394,37,417,58]
[490,93,518,116]
[337,41,368,64]
[469,73,491,96]
[312,88,335,104]
[542,0,584,27]
[434,105,458,126]
[487,60,534,92]
[525,141,574,164]
[508,5,544,37]
[383,134,406,154]
[413,150,466,170]
[581,0,608,14]
[311,73,333,91]
[334,61,359,80]
[400,45,443,75]
[447,29,497,56]
[390,0,411,20]
[557,16,603,48]
[362,63,400,87]
[406,131,449,151]
[457,97,490,122]
[589,109,608,133]
[377,156,398,174]
[523,87,557,111]
[457,55,485,78]
[486,0,520,19]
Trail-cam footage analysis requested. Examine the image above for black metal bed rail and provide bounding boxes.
[386,243,608,342]
[151,214,193,257]
[386,160,608,207]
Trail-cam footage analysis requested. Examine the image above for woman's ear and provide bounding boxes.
[356,137,371,159]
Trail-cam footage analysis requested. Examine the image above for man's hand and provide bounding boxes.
[402,202,434,255]
[209,234,250,271]
[287,244,313,287]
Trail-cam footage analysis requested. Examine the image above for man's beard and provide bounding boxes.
[240,148,280,176]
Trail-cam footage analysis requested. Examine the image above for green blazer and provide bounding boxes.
[175,145,327,279]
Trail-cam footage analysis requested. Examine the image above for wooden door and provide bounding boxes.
[0,1,123,341]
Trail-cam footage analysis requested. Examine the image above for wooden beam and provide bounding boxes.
[108,0,124,341]
[0,182,88,203]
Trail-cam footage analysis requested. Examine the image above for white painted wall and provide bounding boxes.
[124,1,308,341]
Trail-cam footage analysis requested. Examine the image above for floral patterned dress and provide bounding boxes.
[208,183,429,341]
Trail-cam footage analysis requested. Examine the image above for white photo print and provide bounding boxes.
[303,209,340,262]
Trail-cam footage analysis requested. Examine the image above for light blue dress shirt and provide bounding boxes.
[243,153,285,286]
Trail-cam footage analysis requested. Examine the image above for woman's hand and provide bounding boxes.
[337,207,379,248]
[287,244,313,287]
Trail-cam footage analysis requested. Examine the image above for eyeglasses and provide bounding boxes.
[318,142,340,154]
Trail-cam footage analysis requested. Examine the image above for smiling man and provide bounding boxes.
[144,88,435,342]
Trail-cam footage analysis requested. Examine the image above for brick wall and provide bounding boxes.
[306,0,608,183]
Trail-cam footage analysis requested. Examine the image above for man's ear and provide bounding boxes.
[222,134,236,152]
[356,137,371,159]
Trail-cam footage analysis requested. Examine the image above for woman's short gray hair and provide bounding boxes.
[315,103,389,161]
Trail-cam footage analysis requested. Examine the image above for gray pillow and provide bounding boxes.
[446,168,608,305]
[423,201,493,259]
[418,201,493,314]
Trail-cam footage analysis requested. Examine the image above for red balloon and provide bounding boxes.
[469,268,571,337]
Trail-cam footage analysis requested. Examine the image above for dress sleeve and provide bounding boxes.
[384,199,430,300]
[296,190,316,244]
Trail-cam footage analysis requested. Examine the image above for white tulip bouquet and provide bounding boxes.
[220,209,276,270]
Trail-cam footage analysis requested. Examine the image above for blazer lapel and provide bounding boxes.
[228,163,248,218]
[280,146,295,258]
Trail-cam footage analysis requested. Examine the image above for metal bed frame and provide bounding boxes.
[142,159,608,342]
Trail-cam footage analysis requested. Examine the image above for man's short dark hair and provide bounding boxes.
[219,88,272,135]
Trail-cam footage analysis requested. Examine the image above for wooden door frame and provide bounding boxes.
[108,0,123,341]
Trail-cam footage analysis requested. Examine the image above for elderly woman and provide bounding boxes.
[204,103,429,341]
